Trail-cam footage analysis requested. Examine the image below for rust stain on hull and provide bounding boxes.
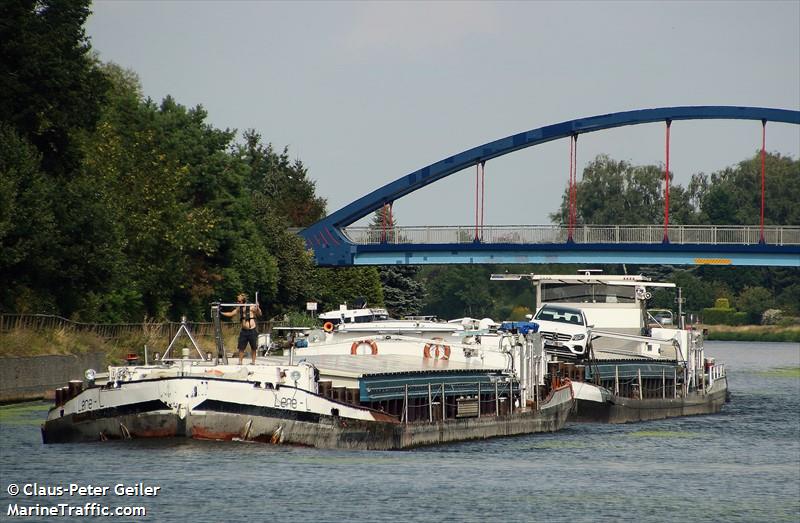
[190,426,239,441]
[132,428,177,438]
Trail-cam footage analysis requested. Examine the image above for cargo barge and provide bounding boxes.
[42,305,573,449]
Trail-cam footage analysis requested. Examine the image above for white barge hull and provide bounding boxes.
[43,377,574,450]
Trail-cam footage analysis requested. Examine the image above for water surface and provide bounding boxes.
[1,341,798,522]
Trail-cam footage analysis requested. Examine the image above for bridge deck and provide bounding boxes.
[343,225,800,246]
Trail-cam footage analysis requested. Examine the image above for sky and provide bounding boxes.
[86,1,800,227]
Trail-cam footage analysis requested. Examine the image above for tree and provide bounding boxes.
[0,0,112,317]
[736,286,774,324]
[422,265,494,319]
[0,124,58,313]
[692,152,800,225]
[0,0,109,177]
[550,155,694,225]
[240,130,326,228]
[309,267,384,313]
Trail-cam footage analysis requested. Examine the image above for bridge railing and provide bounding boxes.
[342,225,800,246]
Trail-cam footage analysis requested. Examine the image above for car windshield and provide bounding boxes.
[534,307,584,326]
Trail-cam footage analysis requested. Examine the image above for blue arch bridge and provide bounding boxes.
[300,106,800,267]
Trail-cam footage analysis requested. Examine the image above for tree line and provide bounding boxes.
[2,1,797,325]
[1,0,383,322]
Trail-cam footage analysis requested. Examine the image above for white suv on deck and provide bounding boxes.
[532,304,591,359]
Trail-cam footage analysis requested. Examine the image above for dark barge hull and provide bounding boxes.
[42,386,573,450]
[570,377,728,423]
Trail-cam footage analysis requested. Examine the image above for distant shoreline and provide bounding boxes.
[700,324,800,343]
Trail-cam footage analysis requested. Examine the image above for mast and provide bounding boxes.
[676,287,685,330]
[212,303,227,365]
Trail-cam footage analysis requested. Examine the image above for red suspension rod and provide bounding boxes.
[480,161,485,234]
[474,162,486,241]
[381,202,387,243]
[663,120,672,242]
[474,163,480,241]
[568,135,577,241]
[760,120,767,243]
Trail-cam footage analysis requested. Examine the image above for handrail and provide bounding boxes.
[342,224,800,246]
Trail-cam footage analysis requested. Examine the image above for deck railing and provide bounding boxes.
[342,225,800,246]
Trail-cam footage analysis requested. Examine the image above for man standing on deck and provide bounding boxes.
[221,293,262,365]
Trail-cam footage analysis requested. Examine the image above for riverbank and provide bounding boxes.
[0,327,242,403]
[700,324,800,342]
[0,326,241,361]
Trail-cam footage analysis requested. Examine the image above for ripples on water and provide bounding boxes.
[1,341,798,522]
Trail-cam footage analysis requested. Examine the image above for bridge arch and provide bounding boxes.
[301,106,800,266]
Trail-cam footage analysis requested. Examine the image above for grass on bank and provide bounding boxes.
[700,324,800,342]
[0,327,243,364]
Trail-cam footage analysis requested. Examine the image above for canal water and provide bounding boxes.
[1,341,798,522]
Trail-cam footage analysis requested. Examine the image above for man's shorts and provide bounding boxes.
[237,328,258,353]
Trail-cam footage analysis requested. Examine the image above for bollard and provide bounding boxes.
[333,386,346,403]
[68,380,83,399]
[318,381,332,398]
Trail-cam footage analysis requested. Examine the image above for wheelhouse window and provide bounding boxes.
[541,284,636,304]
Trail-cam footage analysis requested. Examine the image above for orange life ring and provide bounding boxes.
[323,322,334,333]
[350,339,378,355]
[423,339,451,360]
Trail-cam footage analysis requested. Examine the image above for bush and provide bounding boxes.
[737,286,774,324]
[702,308,747,325]
[714,298,731,309]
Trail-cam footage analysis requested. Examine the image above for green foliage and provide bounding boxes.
[736,286,774,324]
[702,307,747,326]
[281,311,320,329]
[714,298,731,309]
[776,284,800,315]
[705,329,800,342]
[692,153,800,225]
[0,124,58,313]
[309,267,384,312]
[240,130,326,228]
[422,265,494,318]
[0,0,109,177]
[549,155,694,225]
[366,208,425,317]
[379,265,425,317]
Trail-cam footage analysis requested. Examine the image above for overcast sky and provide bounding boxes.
[86,1,800,226]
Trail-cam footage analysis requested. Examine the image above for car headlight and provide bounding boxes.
[572,334,585,341]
